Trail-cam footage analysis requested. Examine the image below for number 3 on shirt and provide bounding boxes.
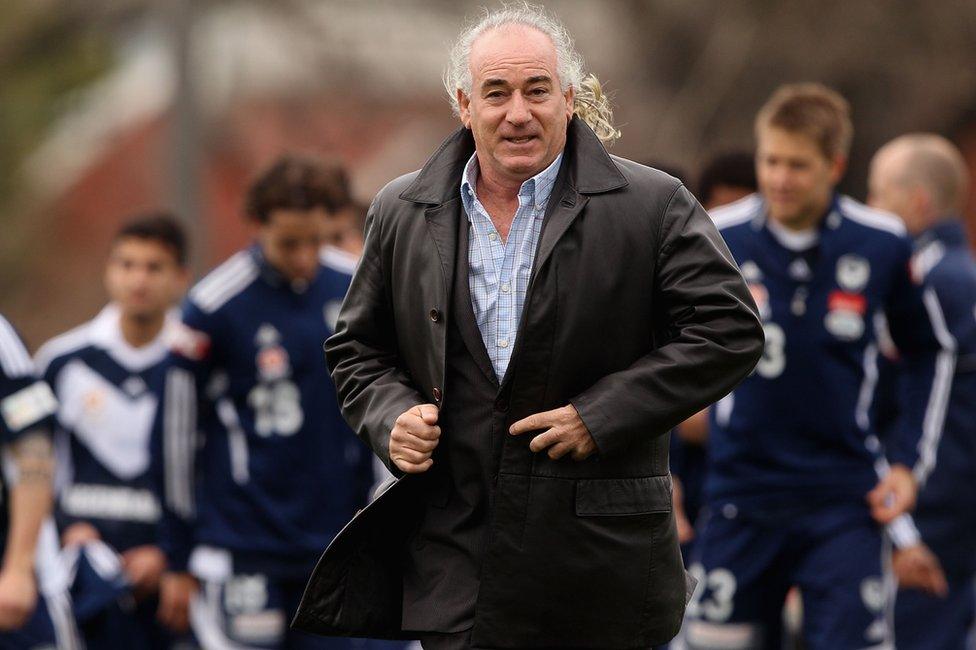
[756,323,786,378]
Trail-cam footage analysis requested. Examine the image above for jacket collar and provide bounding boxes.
[399,116,627,205]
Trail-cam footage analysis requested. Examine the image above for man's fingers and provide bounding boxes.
[391,446,431,465]
[510,409,560,436]
[547,441,573,460]
[400,435,438,453]
[528,429,558,453]
[393,457,434,474]
[414,404,439,425]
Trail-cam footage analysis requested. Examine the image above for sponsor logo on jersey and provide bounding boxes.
[836,254,870,292]
[825,290,866,340]
[167,322,211,360]
[256,346,289,382]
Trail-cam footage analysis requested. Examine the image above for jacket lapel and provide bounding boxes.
[424,200,460,293]
[454,214,499,386]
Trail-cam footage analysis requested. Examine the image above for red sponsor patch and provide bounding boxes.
[828,291,867,315]
[257,346,288,378]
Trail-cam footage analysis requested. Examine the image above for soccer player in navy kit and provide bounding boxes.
[681,84,952,649]
[36,215,191,648]
[155,157,389,649]
[0,314,80,649]
[868,134,976,650]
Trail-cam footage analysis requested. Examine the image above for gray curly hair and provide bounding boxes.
[443,3,620,145]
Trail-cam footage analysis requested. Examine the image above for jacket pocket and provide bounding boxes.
[575,475,672,516]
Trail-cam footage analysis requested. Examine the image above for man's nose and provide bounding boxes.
[506,91,531,126]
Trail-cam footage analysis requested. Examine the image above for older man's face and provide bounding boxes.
[459,25,574,185]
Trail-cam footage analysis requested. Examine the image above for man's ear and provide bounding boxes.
[564,85,575,122]
[457,89,472,129]
[829,155,848,185]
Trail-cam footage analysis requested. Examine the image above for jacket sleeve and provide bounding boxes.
[571,185,765,457]
[325,203,426,473]
[153,300,215,572]
[883,240,956,482]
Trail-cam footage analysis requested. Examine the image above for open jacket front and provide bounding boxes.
[294,118,764,649]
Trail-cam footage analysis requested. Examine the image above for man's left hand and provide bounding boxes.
[867,464,917,524]
[509,405,597,461]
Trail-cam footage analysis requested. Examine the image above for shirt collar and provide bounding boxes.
[89,303,180,372]
[460,152,564,214]
[250,244,319,294]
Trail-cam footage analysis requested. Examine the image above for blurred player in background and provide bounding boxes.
[155,156,389,649]
[681,83,952,649]
[869,133,976,650]
[36,214,191,648]
[0,314,79,649]
[671,151,759,549]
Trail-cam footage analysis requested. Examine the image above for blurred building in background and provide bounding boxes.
[2,0,976,346]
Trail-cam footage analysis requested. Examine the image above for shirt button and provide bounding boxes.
[498,339,509,348]
[488,232,498,242]
[501,282,511,293]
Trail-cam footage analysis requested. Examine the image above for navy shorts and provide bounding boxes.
[681,503,892,650]
[895,575,975,650]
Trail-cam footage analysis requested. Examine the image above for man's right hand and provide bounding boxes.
[390,404,441,474]
[157,571,199,633]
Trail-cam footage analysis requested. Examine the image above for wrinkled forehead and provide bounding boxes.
[468,24,559,85]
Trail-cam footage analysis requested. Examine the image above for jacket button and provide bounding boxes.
[432,387,442,402]
[429,308,441,322]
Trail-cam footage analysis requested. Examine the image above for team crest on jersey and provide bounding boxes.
[166,322,211,360]
[747,283,770,321]
[824,290,866,341]
[836,255,870,292]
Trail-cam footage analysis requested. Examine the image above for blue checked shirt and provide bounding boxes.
[460,152,563,381]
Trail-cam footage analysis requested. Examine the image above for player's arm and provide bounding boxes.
[0,430,54,630]
[153,302,215,631]
[325,203,429,473]
[871,239,956,523]
[569,185,764,457]
[0,319,57,630]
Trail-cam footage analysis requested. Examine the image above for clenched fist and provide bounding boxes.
[390,404,441,474]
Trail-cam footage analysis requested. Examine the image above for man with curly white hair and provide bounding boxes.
[294,4,764,648]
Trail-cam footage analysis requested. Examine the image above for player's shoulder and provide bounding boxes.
[0,313,36,379]
[837,195,907,240]
[188,249,260,315]
[319,245,358,278]
[709,193,763,232]
[34,319,95,376]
